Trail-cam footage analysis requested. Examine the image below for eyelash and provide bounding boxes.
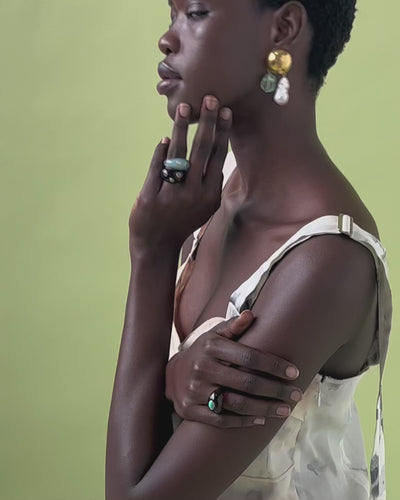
[169,11,208,28]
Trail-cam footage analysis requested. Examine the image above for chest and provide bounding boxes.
[176,205,296,340]
[174,209,378,380]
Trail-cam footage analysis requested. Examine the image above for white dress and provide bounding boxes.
[168,152,392,500]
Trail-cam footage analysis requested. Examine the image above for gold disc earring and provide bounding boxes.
[260,49,292,106]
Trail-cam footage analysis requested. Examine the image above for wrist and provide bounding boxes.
[129,238,182,264]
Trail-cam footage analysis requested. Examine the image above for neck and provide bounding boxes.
[228,87,331,220]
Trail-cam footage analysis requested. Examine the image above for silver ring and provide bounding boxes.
[208,389,224,414]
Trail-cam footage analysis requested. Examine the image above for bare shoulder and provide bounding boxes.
[247,231,378,380]
[314,161,380,239]
[247,157,383,377]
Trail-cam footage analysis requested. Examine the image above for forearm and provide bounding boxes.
[106,245,181,500]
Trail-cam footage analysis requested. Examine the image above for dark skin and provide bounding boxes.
[106,1,379,499]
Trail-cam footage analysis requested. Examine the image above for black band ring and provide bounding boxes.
[160,167,186,184]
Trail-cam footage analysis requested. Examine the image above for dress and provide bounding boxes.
[168,152,392,500]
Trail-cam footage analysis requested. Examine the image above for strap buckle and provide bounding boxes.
[338,214,354,236]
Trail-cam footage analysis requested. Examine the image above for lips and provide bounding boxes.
[158,61,182,80]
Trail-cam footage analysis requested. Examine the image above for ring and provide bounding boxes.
[160,168,186,184]
[208,389,224,414]
[161,158,190,184]
[164,158,190,171]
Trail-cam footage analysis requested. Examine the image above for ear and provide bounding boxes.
[269,1,308,48]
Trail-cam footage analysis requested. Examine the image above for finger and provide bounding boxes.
[189,382,292,418]
[186,95,220,187]
[160,103,191,188]
[167,103,190,161]
[197,357,302,402]
[222,391,291,418]
[203,107,232,192]
[212,310,255,340]
[184,404,267,429]
[141,138,171,198]
[206,335,300,380]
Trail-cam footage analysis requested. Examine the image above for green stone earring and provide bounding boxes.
[260,72,277,94]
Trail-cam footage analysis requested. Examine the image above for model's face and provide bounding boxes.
[158,0,270,121]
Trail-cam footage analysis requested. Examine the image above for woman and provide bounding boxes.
[106,1,392,499]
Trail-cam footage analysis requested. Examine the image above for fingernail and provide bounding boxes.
[290,390,302,402]
[276,405,291,417]
[239,310,251,317]
[238,310,253,323]
[205,96,218,111]
[286,366,299,379]
[161,137,170,144]
[253,417,266,426]
[179,103,190,118]
[220,107,232,120]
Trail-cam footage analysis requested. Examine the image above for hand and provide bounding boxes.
[165,310,303,428]
[129,96,232,255]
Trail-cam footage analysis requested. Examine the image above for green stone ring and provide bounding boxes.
[208,389,224,414]
[163,158,191,171]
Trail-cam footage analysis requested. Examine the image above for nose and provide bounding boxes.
[158,28,180,55]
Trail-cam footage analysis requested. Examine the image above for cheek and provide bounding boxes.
[188,36,259,97]
[163,23,263,120]
[206,24,262,86]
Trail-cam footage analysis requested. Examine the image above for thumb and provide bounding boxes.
[213,310,255,340]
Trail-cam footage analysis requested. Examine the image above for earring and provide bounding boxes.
[260,49,292,106]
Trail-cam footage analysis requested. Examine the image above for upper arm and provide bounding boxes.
[132,234,377,500]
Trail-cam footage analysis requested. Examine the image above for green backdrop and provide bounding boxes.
[1,2,398,499]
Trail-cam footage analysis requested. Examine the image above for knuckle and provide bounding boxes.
[192,360,202,373]
[271,357,282,373]
[192,358,207,375]
[230,395,247,413]
[212,139,228,157]
[194,139,210,156]
[242,374,256,392]
[277,384,288,401]
[240,348,254,368]
[181,396,192,411]
[175,118,188,129]
[203,338,214,354]
[211,337,225,353]
[188,379,200,393]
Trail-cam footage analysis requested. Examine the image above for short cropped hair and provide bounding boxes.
[256,0,357,90]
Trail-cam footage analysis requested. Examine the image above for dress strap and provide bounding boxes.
[225,214,392,500]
